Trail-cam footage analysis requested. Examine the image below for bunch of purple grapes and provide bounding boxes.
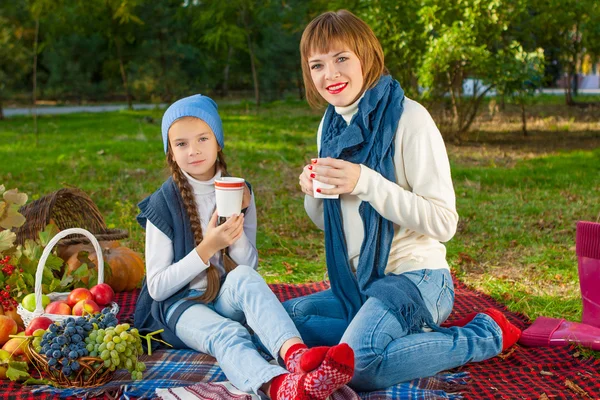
[40,317,94,376]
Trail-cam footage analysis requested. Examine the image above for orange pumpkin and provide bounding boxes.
[57,241,121,262]
[65,244,145,292]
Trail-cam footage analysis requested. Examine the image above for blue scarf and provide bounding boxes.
[320,75,439,333]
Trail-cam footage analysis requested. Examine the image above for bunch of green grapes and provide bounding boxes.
[84,322,146,380]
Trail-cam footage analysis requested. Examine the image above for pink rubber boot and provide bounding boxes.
[577,221,600,328]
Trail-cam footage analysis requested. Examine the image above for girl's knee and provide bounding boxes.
[226,264,259,283]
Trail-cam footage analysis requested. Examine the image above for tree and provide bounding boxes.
[0,13,30,120]
[357,0,426,98]
[528,0,600,104]
[496,45,545,136]
[418,0,539,139]
[85,0,143,109]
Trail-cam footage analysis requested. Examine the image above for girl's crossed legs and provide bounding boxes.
[168,265,354,398]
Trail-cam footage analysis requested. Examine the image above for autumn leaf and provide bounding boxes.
[0,230,17,252]
[3,189,28,206]
[0,207,26,229]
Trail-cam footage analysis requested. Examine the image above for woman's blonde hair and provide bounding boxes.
[300,9,387,109]
[166,136,237,304]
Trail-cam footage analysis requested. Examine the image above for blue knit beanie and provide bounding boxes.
[161,94,224,153]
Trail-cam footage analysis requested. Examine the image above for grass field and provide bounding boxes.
[1,99,599,323]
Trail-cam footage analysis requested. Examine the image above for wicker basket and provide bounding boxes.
[17,228,119,328]
[15,187,128,246]
[27,340,114,388]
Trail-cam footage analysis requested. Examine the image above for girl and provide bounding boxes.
[134,94,355,399]
[284,10,522,392]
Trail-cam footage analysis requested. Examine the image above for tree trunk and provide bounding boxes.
[521,100,527,136]
[222,46,233,97]
[565,70,574,105]
[0,96,4,120]
[33,17,39,145]
[246,33,260,107]
[447,71,460,139]
[158,29,171,102]
[115,39,133,110]
[297,66,304,100]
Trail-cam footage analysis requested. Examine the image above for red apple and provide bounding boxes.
[67,288,93,308]
[72,299,101,316]
[24,316,53,336]
[45,301,72,315]
[90,283,115,306]
[0,316,17,346]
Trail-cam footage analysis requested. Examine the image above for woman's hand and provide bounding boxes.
[309,157,361,196]
[299,164,315,197]
[196,211,244,263]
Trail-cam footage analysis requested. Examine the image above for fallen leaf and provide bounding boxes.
[564,379,592,399]
[538,394,550,400]
[497,346,517,359]
[283,261,294,275]
[540,370,554,376]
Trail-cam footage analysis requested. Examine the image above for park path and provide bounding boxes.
[4,103,165,117]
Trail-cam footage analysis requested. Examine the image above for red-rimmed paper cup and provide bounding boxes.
[215,177,245,218]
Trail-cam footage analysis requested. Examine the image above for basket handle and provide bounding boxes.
[34,228,105,313]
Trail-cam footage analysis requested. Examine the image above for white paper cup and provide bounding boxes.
[215,177,245,218]
[313,179,339,199]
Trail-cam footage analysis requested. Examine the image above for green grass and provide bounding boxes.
[1,100,599,323]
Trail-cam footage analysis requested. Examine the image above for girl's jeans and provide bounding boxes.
[283,268,503,391]
[166,265,298,395]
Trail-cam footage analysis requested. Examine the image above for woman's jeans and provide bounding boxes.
[283,268,503,391]
[166,265,298,395]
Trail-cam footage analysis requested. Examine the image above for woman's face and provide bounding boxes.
[168,117,220,181]
[308,47,364,107]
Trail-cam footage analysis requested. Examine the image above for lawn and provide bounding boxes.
[1,99,599,323]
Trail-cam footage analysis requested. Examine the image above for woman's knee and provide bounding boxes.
[282,295,321,318]
[349,351,387,391]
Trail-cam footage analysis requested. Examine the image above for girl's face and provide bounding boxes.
[169,117,220,181]
[308,47,364,107]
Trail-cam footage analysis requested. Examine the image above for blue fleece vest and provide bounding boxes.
[134,177,197,350]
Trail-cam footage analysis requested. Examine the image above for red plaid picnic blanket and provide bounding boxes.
[2,277,600,399]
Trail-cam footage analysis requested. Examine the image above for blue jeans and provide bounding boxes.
[283,268,503,391]
[166,265,298,395]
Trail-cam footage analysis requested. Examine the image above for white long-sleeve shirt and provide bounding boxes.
[145,169,258,301]
[305,96,458,275]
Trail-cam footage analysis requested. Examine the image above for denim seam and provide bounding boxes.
[225,274,298,359]
[383,314,503,358]
[220,351,287,394]
[356,306,394,360]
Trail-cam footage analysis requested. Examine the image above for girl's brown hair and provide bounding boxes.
[166,143,238,304]
[300,9,387,109]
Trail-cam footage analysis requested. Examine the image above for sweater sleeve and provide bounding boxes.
[145,220,210,301]
[228,192,259,269]
[351,100,459,242]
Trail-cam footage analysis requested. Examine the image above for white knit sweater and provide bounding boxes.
[145,169,258,301]
[304,96,458,275]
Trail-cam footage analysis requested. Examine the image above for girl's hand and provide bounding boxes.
[196,211,244,262]
[310,157,361,196]
[299,164,315,197]
[242,185,252,210]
